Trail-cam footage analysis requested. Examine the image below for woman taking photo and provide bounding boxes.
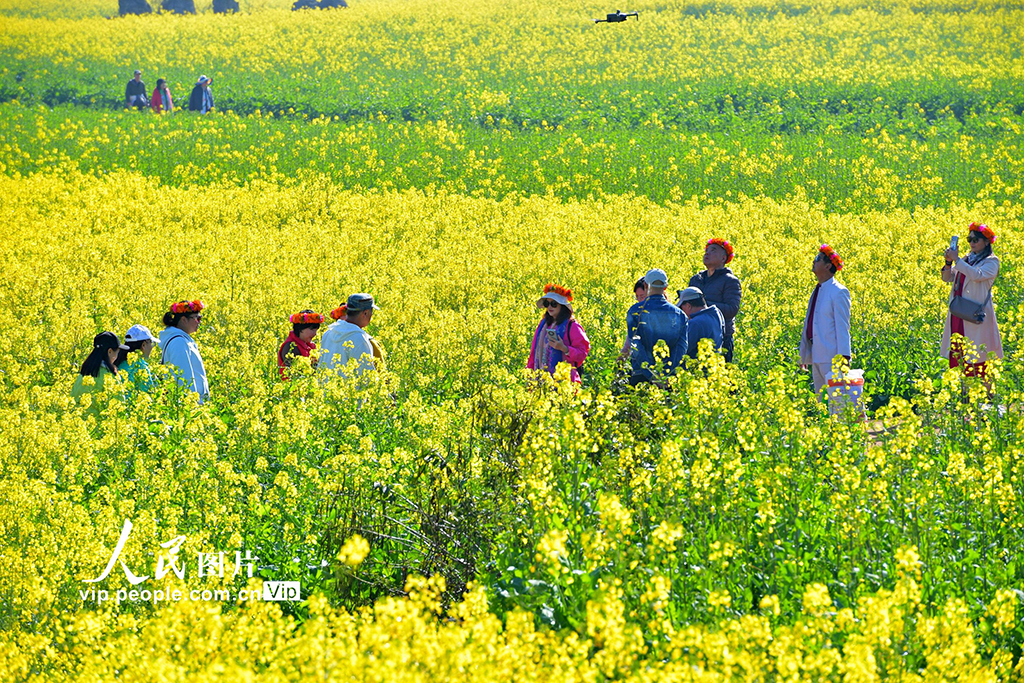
[278,310,323,379]
[72,332,129,416]
[159,300,209,403]
[527,283,590,384]
[941,222,1002,390]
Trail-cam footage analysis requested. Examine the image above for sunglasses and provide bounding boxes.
[966,235,984,243]
[542,300,559,308]
[189,314,203,322]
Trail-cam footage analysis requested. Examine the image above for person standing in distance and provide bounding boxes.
[688,238,741,362]
[798,244,851,399]
[319,294,381,378]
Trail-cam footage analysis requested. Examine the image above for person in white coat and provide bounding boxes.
[941,222,1002,387]
[319,293,380,379]
[159,300,210,403]
[798,244,851,398]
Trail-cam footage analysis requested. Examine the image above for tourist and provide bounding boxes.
[676,286,724,359]
[527,283,590,384]
[278,310,323,379]
[151,78,173,113]
[159,300,209,403]
[941,222,1002,392]
[618,276,649,360]
[188,75,214,114]
[125,69,148,110]
[72,332,128,417]
[627,269,688,386]
[687,238,741,362]
[117,324,159,394]
[798,245,851,398]
[320,294,380,378]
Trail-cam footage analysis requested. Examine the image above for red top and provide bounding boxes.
[277,331,316,380]
[151,87,173,113]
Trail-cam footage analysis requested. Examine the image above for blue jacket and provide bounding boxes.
[627,294,688,380]
[685,305,725,358]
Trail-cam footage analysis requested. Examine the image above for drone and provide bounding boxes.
[594,10,639,23]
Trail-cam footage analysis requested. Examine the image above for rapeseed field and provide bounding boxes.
[1,0,1022,679]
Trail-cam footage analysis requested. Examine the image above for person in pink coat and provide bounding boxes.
[941,222,1002,390]
[527,283,590,384]
[151,78,174,113]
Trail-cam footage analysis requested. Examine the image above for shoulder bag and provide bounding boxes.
[949,289,990,325]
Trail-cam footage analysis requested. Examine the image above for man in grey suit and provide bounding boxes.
[798,244,851,398]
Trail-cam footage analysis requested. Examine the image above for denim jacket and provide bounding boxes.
[627,294,688,379]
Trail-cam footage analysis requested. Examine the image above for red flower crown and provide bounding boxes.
[819,244,843,271]
[707,237,734,263]
[969,222,996,244]
[290,311,324,325]
[543,283,573,302]
[170,300,205,314]
[330,305,347,320]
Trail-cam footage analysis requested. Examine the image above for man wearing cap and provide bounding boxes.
[676,286,724,360]
[688,238,742,362]
[626,269,688,386]
[188,75,214,114]
[125,69,148,110]
[320,293,381,379]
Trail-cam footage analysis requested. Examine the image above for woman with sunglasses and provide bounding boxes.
[941,223,1002,389]
[527,283,590,384]
[159,300,210,404]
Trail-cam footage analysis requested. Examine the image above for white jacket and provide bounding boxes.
[159,327,209,403]
[319,320,375,378]
[798,277,852,365]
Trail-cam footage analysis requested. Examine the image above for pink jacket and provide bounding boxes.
[151,87,173,113]
[527,317,590,383]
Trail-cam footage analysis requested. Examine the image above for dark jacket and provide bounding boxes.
[188,84,213,112]
[685,305,724,358]
[125,79,147,103]
[688,268,741,359]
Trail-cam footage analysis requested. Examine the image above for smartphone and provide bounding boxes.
[950,235,959,251]
[546,329,559,342]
